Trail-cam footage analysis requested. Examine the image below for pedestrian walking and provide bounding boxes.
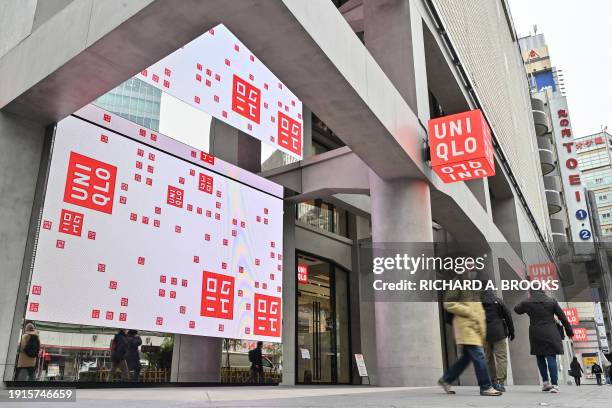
[569,356,583,386]
[514,289,573,393]
[16,322,40,381]
[438,277,501,396]
[107,329,129,381]
[592,362,603,385]
[248,341,264,384]
[126,330,142,382]
[481,289,514,392]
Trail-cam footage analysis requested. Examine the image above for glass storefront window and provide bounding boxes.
[296,200,348,237]
[296,252,350,384]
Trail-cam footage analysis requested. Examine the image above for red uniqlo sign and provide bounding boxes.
[572,327,587,342]
[297,264,308,284]
[528,263,559,283]
[232,75,261,124]
[58,209,84,237]
[277,111,302,156]
[428,109,495,183]
[254,293,281,337]
[563,308,580,326]
[63,152,117,213]
[201,271,235,320]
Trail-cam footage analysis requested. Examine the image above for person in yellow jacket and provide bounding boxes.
[438,287,501,396]
[16,322,40,381]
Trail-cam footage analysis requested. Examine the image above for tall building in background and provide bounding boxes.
[95,77,161,131]
[576,131,612,236]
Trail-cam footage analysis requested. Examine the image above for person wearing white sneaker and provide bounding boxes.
[515,290,573,395]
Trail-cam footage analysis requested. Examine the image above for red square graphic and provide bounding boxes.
[170,291,176,299]
[160,275,166,283]
[156,316,163,326]
[121,183,128,191]
[171,277,177,285]
[159,289,166,297]
[58,209,84,237]
[119,313,127,322]
[254,293,282,337]
[98,263,105,272]
[100,135,108,143]
[198,173,214,194]
[31,285,41,295]
[56,240,65,249]
[42,220,52,230]
[106,311,114,320]
[63,152,117,214]
[231,75,261,124]
[277,111,302,156]
[121,298,128,307]
[180,306,186,314]
[92,309,100,319]
[189,320,195,329]
[138,257,145,265]
[194,255,200,263]
[146,178,153,186]
[87,231,96,240]
[200,152,215,165]
[109,281,117,290]
[182,279,188,287]
[29,303,39,312]
[167,185,184,208]
[201,271,235,320]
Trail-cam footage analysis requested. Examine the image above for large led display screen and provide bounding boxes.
[137,23,303,159]
[26,105,283,342]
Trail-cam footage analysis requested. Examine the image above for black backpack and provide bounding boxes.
[248,349,255,363]
[23,334,40,358]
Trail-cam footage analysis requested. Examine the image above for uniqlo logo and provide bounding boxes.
[139,128,147,137]
[147,165,154,174]
[223,238,228,246]
[254,293,281,337]
[42,220,52,230]
[197,207,202,215]
[56,239,65,249]
[109,281,117,290]
[187,204,193,212]
[87,231,96,240]
[134,174,141,182]
[137,148,144,157]
[239,266,244,274]
[245,327,251,334]
[200,152,215,165]
[179,177,185,185]
[146,177,153,186]
[180,306,186,314]
[189,320,195,329]
[182,279,188,287]
[155,207,161,215]
[98,263,106,272]
[240,221,246,228]
[154,220,160,228]
[91,309,100,319]
[63,152,117,214]
[159,289,166,297]
[156,316,163,326]
[221,262,227,270]
[142,216,149,225]
[175,225,182,233]
[255,259,261,266]
[119,196,127,204]
[138,257,145,265]
[167,185,184,208]
[219,324,224,332]
[238,289,243,297]
[171,277,178,285]
[198,173,213,194]
[215,213,221,220]
[194,255,200,263]
[206,210,212,218]
[201,271,235,320]
[29,302,39,312]
[100,135,108,143]
[277,111,302,156]
[164,68,172,77]
[232,219,238,226]
[150,133,157,141]
[119,313,127,322]
[103,113,111,122]
[149,153,156,161]
[152,74,159,83]
[232,230,237,237]
[121,297,128,307]
[170,291,176,299]
[136,161,143,169]
[58,209,84,237]
[106,311,114,320]
[246,303,251,311]
[264,218,268,225]
[160,275,166,283]
[31,285,42,295]
[121,183,128,191]
[231,75,261,124]
[216,191,222,198]
[204,233,211,241]
[130,212,137,221]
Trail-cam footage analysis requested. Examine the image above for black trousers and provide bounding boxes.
[573,376,581,386]
[596,374,602,385]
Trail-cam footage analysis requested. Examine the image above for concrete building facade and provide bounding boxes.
[0,0,564,388]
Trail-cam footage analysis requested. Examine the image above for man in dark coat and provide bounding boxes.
[514,290,573,393]
[107,329,128,381]
[592,363,603,385]
[125,330,142,382]
[481,290,514,392]
[248,341,264,383]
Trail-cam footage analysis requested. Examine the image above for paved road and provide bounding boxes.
[1,384,612,407]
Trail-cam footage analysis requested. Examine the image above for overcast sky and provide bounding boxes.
[508,0,612,137]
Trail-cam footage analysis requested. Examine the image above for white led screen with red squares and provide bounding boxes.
[26,106,283,343]
[136,24,303,159]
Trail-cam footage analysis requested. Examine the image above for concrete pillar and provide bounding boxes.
[209,118,261,173]
[368,170,444,386]
[0,112,46,388]
[302,106,314,159]
[280,202,296,385]
[171,118,262,382]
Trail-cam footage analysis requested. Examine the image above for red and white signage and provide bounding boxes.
[137,24,303,159]
[563,308,580,326]
[528,262,559,283]
[572,327,588,342]
[26,106,283,342]
[297,264,308,284]
[427,109,495,183]
[548,97,593,246]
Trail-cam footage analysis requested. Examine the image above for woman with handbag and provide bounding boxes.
[514,289,573,393]
[569,356,583,386]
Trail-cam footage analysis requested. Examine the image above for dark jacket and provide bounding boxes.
[570,360,583,377]
[514,291,573,356]
[125,335,142,369]
[481,290,515,343]
[110,331,128,363]
[249,347,263,369]
[592,363,603,374]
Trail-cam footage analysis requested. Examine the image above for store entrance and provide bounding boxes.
[296,252,350,384]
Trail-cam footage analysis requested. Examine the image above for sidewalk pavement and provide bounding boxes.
[2,384,612,407]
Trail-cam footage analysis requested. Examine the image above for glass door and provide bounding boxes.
[296,252,350,384]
